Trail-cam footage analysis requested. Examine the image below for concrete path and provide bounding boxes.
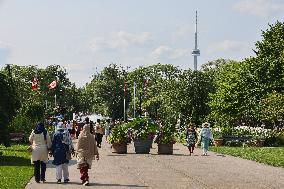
[25,139,284,189]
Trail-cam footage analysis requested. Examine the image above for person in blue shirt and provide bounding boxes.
[51,122,74,184]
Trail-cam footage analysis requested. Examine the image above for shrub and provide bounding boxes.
[154,125,176,144]
[108,123,131,144]
[128,118,158,141]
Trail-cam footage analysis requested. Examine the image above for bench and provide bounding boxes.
[223,135,252,142]
[9,133,25,142]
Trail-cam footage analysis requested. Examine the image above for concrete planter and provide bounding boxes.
[255,139,265,147]
[112,142,127,154]
[214,139,224,147]
[134,139,152,154]
[158,143,173,154]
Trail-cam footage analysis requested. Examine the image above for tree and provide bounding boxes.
[87,64,130,119]
[0,72,17,146]
[208,21,284,127]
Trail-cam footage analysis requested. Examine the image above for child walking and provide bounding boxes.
[186,124,197,156]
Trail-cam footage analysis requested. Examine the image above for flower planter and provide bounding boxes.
[214,139,223,147]
[112,142,127,154]
[134,139,152,154]
[158,143,173,154]
[255,139,265,147]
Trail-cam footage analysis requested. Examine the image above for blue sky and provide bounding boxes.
[0,0,283,86]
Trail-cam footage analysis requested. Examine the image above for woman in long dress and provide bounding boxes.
[186,124,197,156]
[196,122,213,156]
[76,118,99,186]
[29,123,51,183]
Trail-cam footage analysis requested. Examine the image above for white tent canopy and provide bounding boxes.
[81,113,109,122]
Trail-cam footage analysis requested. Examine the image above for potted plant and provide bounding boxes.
[212,127,223,147]
[154,126,176,154]
[129,118,157,154]
[108,123,130,154]
[251,127,273,147]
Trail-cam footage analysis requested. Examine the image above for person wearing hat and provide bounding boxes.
[196,122,213,156]
[51,122,74,184]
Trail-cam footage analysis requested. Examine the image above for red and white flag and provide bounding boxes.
[31,77,38,91]
[48,80,57,90]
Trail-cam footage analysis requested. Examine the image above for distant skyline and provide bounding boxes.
[0,0,283,86]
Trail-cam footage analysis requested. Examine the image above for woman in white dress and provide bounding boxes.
[29,123,51,183]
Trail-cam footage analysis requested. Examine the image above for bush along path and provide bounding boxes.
[24,139,284,189]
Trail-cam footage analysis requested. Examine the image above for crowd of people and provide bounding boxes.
[28,116,213,186]
[29,117,101,186]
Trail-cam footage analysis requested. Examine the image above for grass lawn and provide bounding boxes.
[0,144,33,189]
[210,146,284,168]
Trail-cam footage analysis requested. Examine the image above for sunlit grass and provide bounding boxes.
[210,146,284,168]
[0,144,33,189]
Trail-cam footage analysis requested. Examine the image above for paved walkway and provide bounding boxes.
[25,139,284,189]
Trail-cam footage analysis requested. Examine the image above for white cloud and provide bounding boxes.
[89,31,152,51]
[151,45,190,60]
[233,0,284,17]
[207,40,248,54]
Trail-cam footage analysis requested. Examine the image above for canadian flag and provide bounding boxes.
[48,80,57,90]
[31,77,38,91]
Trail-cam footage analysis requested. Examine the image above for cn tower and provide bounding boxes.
[191,11,200,71]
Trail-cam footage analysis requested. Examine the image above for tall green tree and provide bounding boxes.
[208,21,284,127]
[0,72,18,146]
[87,64,130,119]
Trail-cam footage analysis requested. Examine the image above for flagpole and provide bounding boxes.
[123,80,126,122]
[55,94,57,108]
[133,82,136,118]
[124,98,126,121]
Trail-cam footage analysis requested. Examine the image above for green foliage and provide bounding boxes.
[210,146,284,168]
[208,21,284,127]
[154,125,176,144]
[260,91,284,123]
[0,72,18,146]
[0,144,33,188]
[86,64,130,119]
[108,123,131,144]
[8,112,34,136]
[128,118,158,140]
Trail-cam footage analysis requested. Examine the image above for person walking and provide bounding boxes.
[51,122,74,184]
[29,123,51,183]
[185,124,197,156]
[196,122,213,156]
[95,119,104,148]
[76,118,99,186]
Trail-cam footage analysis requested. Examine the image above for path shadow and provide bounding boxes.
[151,153,189,157]
[93,182,148,187]
[107,154,127,157]
[0,156,30,166]
[43,181,148,187]
[216,154,226,157]
[46,159,77,168]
